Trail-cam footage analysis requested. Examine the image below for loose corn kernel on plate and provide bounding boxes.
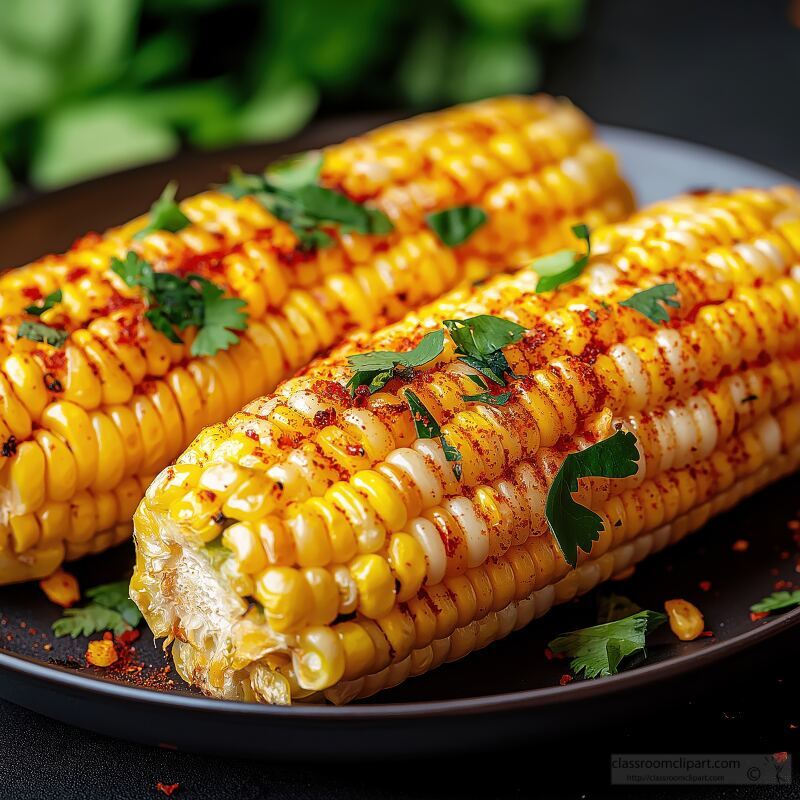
[0,120,798,758]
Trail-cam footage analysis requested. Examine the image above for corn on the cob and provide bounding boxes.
[0,95,633,584]
[131,186,800,704]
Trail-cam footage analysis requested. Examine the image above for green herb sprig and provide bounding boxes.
[221,153,393,250]
[18,320,68,348]
[530,223,591,293]
[111,251,247,357]
[52,580,142,638]
[444,314,526,388]
[346,329,445,395]
[25,289,62,317]
[426,205,488,247]
[404,389,462,479]
[548,610,666,678]
[134,182,191,240]
[619,283,680,325]
[545,430,640,567]
[750,590,800,615]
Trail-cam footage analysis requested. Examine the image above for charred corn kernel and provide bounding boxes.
[39,568,80,608]
[4,94,632,583]
[664,598,705,641]
[85,639,118,668]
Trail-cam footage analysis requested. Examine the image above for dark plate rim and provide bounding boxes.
[0,122,798,720]
[1,609,797,719]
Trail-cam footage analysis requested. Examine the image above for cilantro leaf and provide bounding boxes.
[440,433,462,481]
[111,253,247,356]
[134,181,191,240]
[219,167,265,199]
[462,391,511,406]
[220,161,394,249]
[531,223,591,293]
[444,314,526,357]
[111,250,155,289]
[444,314,525,387]
[750,590,800,614]
[18,321,68,348]
[189,277,248,357]
[548,610,666,678]
[25,289,62,317]
[426,205,488,247]
[597,593,642,624]
[265,151,323,191]
[546,430,640,567]
[52,606,131,638]
[346,329,445,395]
[405,388,441,439]
[53,579,142,639]
[619,283,680,325]
[404,389,462,478]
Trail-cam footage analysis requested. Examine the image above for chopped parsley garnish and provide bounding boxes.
[750,590,800,614]
[346,329,445,395]
[530,223,591,293]
[220,153,393,250]
[134,182,191,240]
[545,429,640,567]
[461,391,511,406]
[17,321,68,348]
[597,593,642,624]
[619,283,680,325]
[548,610,666,678]
[444,314,526,386]
[25,289,62,317]
[426,205,488,247]
[111,251,247,357]
[404,389,462,479]
[52,580,142,638]
[265,151,326,191]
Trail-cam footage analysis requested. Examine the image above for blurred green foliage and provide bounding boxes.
[0,0,585,197]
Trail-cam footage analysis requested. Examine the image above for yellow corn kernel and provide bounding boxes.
[39,568,80,607]
[292,626,345,691]
[664,598,705,641]
[254,567,313,633]
[302,567,340,625]
[10,514,40,553]
[351,470,407,531]
[3,353,47,420]
[349,553,395,619]
[223,522,269,574]
[40,401,98,491]
[8,440,45,515]
[337,621,377,681]
[386,532,426,602]
[86,639,118,668]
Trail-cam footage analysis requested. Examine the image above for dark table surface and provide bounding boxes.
[2,1,800,798]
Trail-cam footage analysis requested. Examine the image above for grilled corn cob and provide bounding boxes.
[0,95,633,584]
[132,186,800,704]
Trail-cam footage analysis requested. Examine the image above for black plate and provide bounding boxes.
[0,123,798,759]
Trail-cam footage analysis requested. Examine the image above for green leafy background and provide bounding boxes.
[0,0,585,199]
